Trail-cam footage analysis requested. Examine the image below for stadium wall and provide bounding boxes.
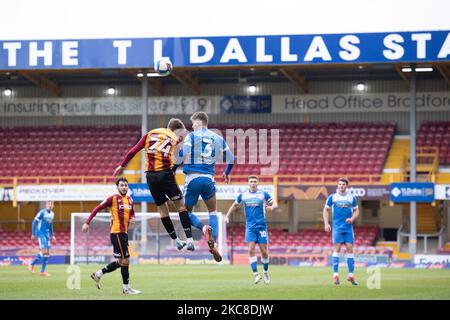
[1,79,448,132]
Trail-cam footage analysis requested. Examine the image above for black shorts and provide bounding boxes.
[146,169,183,206]
[110,233,130,259]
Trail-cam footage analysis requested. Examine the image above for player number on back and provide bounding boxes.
[149,135,172,155]
[201,137,213,163]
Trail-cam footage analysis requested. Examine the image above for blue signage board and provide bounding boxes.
[390,182,435,202]
[0,31,449,70]
[128,183,154,203]
[220,96,272,114]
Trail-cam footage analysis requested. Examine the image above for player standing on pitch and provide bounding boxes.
[323,178,359,286]
[28,200,56,276]
[82,177,141,294]
[225,176,277,284]
[175,111,234,262]
[114,118,194,251]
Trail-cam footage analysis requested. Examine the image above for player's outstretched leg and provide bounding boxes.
[208,212,218,242]
[28,252,42,273]
[205,225,222,262]
[91,261,120,289]
[188,211,220,261]
[332,252,340,285]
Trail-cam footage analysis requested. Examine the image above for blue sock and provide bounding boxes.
[347,254,355,274]
[261,257,269,272]
[30,253,42,266]
[332,252,340,274]
[249,256,258,273]
[189,212,204,230]
[41,255,49,273]
[209,213,218,241]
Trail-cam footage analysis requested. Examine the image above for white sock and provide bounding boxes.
[123,284,129,290]
[253,272,259,276]
[96,270,103,277]
[202,225,207,234]
[186,237,194,243]
[348,273,354,277]
[333,272,339,277]
[263,270,269,274]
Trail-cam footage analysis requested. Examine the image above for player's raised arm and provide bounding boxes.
[82,196,113,232]
[114,134,147,176]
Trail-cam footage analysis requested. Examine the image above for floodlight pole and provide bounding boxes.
[409,74,417,258]
[141,77,148,243]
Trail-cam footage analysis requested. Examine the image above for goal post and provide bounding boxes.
[70,212,228,265]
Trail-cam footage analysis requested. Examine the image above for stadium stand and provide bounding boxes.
[0,125,141,184]
[214,122,396,183]
[417,121,450,165]
[0,122,396,184]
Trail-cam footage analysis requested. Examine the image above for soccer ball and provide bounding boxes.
[154,58,173,76]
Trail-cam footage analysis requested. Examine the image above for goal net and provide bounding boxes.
[70,212,228,265]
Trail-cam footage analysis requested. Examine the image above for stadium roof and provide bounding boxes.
[0,62,449,96]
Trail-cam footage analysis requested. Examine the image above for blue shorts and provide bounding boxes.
[333,230,354,244]
[184,177,216,207]
[37,234,51,250]
[246,228,269,244]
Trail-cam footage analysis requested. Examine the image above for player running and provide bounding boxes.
[28,200,56,276]
[225,176,277,284]
[82,177,141,294]
[323,178,359,286]
[176,111,234,262]
[114,118,194,251]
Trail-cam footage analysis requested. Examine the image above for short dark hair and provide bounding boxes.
[338,177,349,185]
[190,112,208,125]
[167,118,185,132]
[116,177,128,186]
[248,175,259,181]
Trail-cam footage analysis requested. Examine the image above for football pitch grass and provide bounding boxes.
[1,264,450,300]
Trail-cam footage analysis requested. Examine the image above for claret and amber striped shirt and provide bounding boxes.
[85,194,135,234]
[120,128,179,172]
